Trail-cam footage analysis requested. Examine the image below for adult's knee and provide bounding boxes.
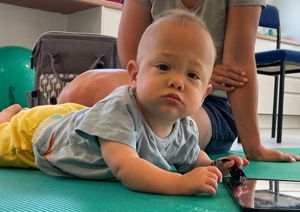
[58,69,129,106]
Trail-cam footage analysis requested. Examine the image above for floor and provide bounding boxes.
[230,129,300,151]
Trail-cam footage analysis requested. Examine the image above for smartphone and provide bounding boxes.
[223,177,300,211]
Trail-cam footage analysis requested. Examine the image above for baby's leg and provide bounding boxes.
[0,103,85,168]
[0,104,22,124]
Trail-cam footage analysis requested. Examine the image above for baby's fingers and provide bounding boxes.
[202,178,219,196]
[201,169,221,196]
[207,166,222,182]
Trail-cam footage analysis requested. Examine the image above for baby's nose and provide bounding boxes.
[168,77,184,90]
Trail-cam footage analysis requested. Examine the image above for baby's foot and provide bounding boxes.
[0,104,23,124]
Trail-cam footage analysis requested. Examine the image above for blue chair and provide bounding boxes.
[256,4,300,143]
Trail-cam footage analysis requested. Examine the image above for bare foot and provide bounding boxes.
[0,104,23,124]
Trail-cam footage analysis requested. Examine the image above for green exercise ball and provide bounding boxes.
[0,46,34,110]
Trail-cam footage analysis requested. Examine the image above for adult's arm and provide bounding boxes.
[224,6,299,162]
[117,0,152,68]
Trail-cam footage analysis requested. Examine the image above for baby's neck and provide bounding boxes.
[147,120,175,138]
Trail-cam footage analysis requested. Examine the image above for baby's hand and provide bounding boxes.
[213,155,249,176]
[181,166,222,196]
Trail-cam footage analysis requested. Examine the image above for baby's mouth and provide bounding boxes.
[163,93,183,106]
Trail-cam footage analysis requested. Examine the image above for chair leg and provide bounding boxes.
[277,62,286,143]
[271,76,279,138]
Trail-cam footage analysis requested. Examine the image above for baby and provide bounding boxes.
[0,9,248,196]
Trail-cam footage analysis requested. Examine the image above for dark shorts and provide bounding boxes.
[202,95,237,154]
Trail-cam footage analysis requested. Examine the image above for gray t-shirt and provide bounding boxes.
[33,86,200,180]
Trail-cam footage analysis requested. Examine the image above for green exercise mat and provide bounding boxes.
[0,148,299,212]
[211,148,300,181]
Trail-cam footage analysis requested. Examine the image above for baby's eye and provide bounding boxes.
[187,72,200,80]
[156,63,170,71]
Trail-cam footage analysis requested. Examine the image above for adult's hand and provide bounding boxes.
[210,64,248,92]
[245,145,300,162]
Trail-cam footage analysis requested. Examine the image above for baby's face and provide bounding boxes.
[129,20,215,123]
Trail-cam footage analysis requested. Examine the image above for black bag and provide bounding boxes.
[28,31,120,107]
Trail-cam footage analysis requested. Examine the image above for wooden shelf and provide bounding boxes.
[257,33,300,47]
[0,0,121,14]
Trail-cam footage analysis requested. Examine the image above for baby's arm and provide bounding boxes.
[100,140,222,196]
[193,150,215,167]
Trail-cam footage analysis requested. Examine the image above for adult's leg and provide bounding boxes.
[201,95,238,154]
[191,107,212,150]
[58,69,129,106]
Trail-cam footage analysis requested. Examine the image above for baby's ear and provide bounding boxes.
[127,60,138,89]
[199,83,212,105]
[199,84,212,106]
[205,84,212,98]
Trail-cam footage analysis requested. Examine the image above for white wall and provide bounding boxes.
[0,4,107,49]
[100,6,121,37]
[67,7,102,33]
[269,0,300,43]
[0,3,67,50]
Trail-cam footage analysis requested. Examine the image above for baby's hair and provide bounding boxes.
[137,9,216,62]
